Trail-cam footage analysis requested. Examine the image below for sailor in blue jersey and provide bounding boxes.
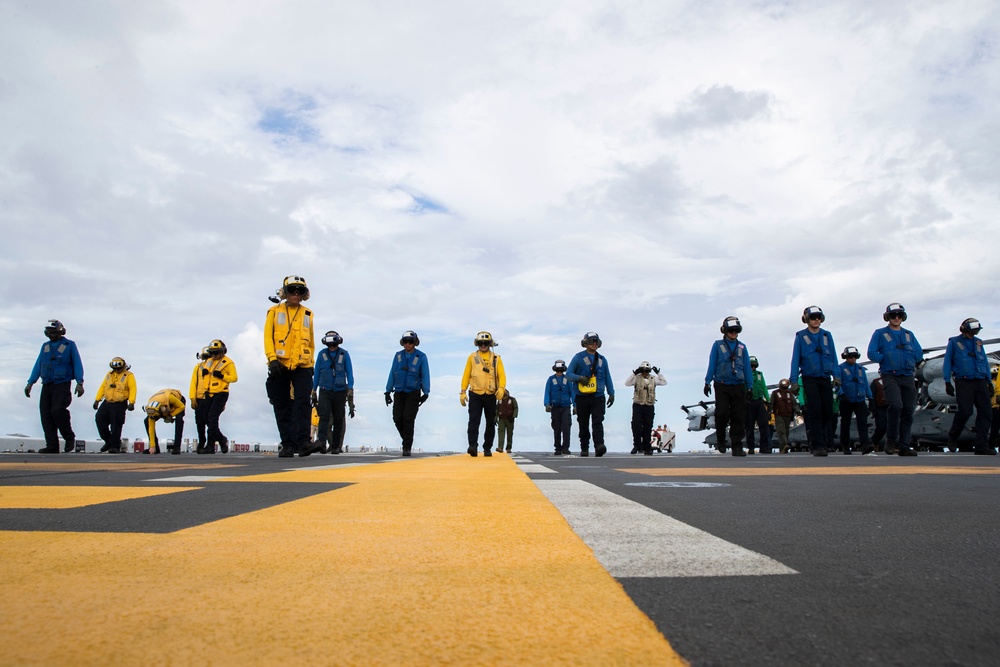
[385,331,430,456]
[544,359,575,455]
[25,319,85,453]
[312,331,354,455]
[704,316,753,456]
[565,332,614,457]
[867,303,923,456]
[942,318,995,455]
[837,346,873,455]
[789,305,839,457]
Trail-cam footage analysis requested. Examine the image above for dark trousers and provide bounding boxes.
[840,400,871,449]
[145,415,184,452]
[713,382,747,450]
[746,398,771,449]
[990,407,1000,449]
[392,391,421,452]
[194,403,207,447]
[203,392,229,447]
[881,374,917,446]
[39,382,75,448]
[497,418,514,451]
[467,392,497,450]
[551,406,571,453]
[631,403,654,452]
[870,404,888,446]
[948,378,993,449]
[802,377,834,451]
[316,389,348,450]
[266,366,313,450]
[575,394,606,451]
[95,401,127,450]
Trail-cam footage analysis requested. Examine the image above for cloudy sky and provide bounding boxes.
[2,0,998,452]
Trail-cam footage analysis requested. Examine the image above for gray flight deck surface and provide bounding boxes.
[2,450,998,666]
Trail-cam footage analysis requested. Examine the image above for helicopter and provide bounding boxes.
[682,338,1000,452]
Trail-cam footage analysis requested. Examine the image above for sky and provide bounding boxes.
[2,0,999,452]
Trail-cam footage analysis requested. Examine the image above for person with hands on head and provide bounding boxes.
[190,339,237,454]
[312,330,355,455]
[386,330,430,457]
[867,303,923,456]
[544,359,575,455]
[625,361,667,455]
[838,346,873,455]
[460,331,506,457]
[94,357,136,454]
[26,319,85,453]
[704,316,753,456]
[264,275,319,458]
[789,306,839,457]
[942,318,994,455]
[566,332,614,457]
[143,389,186,455]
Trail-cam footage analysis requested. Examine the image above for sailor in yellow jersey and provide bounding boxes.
[264,275,319,458]
[93,357,136,453]
[143,388,186,455]
[460,331,507,457]
[190,339,238,454]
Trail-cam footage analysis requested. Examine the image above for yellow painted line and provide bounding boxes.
[0,455,687,665]
[0,486,200,509]
[619,466,1000,477]
[0,463,243,472]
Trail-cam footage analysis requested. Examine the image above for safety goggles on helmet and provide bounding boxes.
[552,359,567,372]
[400,330,420,346]
[750,356,759,367]
[475,331,495,347]
[44,319,66,337]
[721,317,742,334]
[322,331,343,346]
[208,339,227,355]
[961,318,982,335]
[109,357,127,370]
[884,303,907,322]
[281,275,309,300]
[581,332,602,348]
[638,361,652,372]
[803,305,825,323]
[841,346,861,359]
[779,379,790,388]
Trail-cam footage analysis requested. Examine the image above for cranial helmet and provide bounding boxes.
[552,359,567,372]
[720,316,742,334]
[960,318,982,335]
[145,401,169,419]
[802,305,825,324]
[474,331,496,347]
[779,378,790,389]
[322,331,343,347]
[883,303,907,322]
[208,339,227,355]
[750,356,759,368]
[841,346,861,359]
[400,330,420,346]
[280,275,310,300]
[109,357,128,371]
[198,346,210,360]
[44,319,66,337]
[581,332,602,348]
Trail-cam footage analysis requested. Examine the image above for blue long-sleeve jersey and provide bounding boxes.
[313,347,354,391]
[705,338,753,387]
[385,348,430,394]
[867,326,923,376]
[838,362,872,403]
[790,328,838,383]
[942,335,990,381]
[27,337,84,385]
[566,350,614,397]
[544,374,576,407]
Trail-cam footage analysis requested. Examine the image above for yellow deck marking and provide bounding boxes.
[619,466,1000,477]
[0,486,199,509]
[0,455,687,666]
[0,462,243,472]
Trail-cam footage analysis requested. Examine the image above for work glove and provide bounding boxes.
[127,403,135,411]
[607,395,615,408]
[418,393,429,405]
[495,388,506,400]
[832,377,841,388]
[93,400,100,410]
[193,397,201,409]
[789,383,799,393]
[703,384,711,397]
[384,392,392,406]
[545,405,552,413]
[24,384,32,398]
[268,360,283,375]
[347,389,355,418]
[310,391,318,408]
[652,367,660,374]
[75,383,85,398]
[460,392,468,407]
[945,382,955,397]
[212,370,224,379]
[572,406,577,416]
